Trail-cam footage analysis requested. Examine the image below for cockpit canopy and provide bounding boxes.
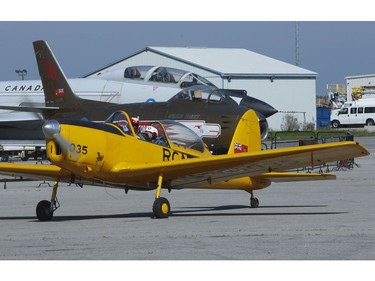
[97,65,217,89]
[125,66,216,88]
[105,111,205,153]
[105,111,134,136]
[171,85,227,104]
[160,120,205,153]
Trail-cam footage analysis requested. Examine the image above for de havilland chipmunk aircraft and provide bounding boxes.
[0,40,275,155]
[0,109,369,220]
[0,41,277,141]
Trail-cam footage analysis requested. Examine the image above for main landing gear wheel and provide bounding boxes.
[249,190,259,208]
[36,181,60,221]
[250,197,259,208]
[153,197,171,218]
[36,200,54,221]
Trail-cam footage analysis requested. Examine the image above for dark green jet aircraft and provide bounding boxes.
[0,40,277,155]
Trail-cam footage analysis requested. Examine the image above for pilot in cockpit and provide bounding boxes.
[143,126,168,147]
[151,68,175,83]
[124,67,141,79]
[192,90,202,100]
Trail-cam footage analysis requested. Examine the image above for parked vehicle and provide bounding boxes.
[330,99,375,128]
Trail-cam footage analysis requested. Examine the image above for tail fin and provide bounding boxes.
[33,40,86,109]
[228,109,261,154]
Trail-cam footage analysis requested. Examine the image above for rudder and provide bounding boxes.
[33,40,83,108]
[228,109,261,154]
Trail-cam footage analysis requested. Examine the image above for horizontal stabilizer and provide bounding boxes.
[0,104,60,120]
[0,105,59,113]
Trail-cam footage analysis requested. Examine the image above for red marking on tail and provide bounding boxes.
[234,142,248,153]
[54,88,64,98]
[43,60,58,81]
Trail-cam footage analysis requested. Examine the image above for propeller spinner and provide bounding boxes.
[42,120,71,155]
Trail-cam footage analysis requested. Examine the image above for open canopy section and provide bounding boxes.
[160,120,205,153]
[115,65,217,88]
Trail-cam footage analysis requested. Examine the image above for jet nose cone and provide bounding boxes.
[240,96,278,118]
[42,120,60,139]
[256,112,269,141]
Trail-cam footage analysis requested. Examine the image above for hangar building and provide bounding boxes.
[86,47,318,130]
[346,74,375,101]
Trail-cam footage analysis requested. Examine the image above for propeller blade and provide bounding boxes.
[52,133,71,155]
[42,120,79,160]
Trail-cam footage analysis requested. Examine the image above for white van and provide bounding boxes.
[330,99,375,128]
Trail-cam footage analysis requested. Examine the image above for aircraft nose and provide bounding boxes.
[42,120,61,139]
[256,112,269,141]
[240,96,278,118]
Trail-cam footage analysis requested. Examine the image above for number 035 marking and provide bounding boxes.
[70,143,88,155]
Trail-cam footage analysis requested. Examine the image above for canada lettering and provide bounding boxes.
[4,85,43,92]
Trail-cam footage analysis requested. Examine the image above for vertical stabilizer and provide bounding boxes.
[33,40,84,108]
[228,109,261,154]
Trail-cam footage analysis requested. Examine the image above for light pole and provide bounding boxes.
[15,69,27,80]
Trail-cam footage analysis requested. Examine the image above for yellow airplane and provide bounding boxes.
[0,109,369,220]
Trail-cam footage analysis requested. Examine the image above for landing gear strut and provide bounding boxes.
[250,191,259,208]
[152,174,171,218]
[36,181,60,221]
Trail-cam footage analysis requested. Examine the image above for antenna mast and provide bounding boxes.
[295,22,300,66]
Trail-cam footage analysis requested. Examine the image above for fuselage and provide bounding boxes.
[45,113,271,192]
[0,81,254,154]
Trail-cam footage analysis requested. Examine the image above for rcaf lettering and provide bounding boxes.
[184,114,200,119]
[163,148,194,161]
[167,113,201,119]
[4,85,43,92]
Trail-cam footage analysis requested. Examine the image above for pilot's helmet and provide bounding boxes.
[145,126,158,137]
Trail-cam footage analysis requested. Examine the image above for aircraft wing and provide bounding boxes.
[0,163,65,181]
[110,141,368,189]
[0,141,368,189]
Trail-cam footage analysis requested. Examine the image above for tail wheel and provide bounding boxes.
[36,200,54,221]
[153,197,171,218]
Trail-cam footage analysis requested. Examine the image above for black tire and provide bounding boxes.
[152,197,170,218]
[36,200,54,221]
[331,120,340,128]
[366,119,374,126]
[250,197,259,208]
[1,154,9,162]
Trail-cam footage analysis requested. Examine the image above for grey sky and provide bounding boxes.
[1,21,375,96]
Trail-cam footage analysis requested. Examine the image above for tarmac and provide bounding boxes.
[0,137,374,260]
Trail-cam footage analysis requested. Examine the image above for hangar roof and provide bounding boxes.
[345,74,375,79]
[148,47,317,77]
[85,46,317,78]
